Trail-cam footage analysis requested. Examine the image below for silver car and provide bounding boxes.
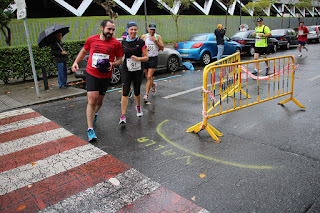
[74,39,182,85]
[307,25,320,43]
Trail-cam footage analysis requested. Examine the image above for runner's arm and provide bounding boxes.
[71,47,89,72]
[156,35,164,51]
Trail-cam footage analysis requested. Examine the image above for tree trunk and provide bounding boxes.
[225,6,228,33]
[174,17,180,42]
[0,25,11,46]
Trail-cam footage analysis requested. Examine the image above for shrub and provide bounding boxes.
[0,40,85,83]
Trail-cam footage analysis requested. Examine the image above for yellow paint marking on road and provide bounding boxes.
[157,120,274,170]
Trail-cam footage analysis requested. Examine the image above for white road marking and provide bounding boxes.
[0,116,50,134]
[309,74,320,81]
[0,128,73,156]
[0,144,107,196]
[0,108,34,120]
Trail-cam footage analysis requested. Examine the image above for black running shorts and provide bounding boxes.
[86,73,111,95]
[144,56,158,69]
[254,47,269,55]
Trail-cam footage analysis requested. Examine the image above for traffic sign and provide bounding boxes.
[17,9,27,20]
[15,0,26,10]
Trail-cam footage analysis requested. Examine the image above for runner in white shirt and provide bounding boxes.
[141,23,164,103]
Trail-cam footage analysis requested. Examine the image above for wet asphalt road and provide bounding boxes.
[32,44,320,212]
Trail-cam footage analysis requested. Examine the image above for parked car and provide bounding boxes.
[174,33,242,66]
[306,25,320,43]
[73,39,182,85]
[230,30,279,56]
[270,28,298,49]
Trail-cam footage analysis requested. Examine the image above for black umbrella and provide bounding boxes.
[38,24,69,48]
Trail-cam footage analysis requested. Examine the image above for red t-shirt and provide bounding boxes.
[83,35,123,78]
[297,26,309,42]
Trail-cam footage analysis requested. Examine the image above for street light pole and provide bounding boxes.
[240,0,242,26]
[144,0,148,33]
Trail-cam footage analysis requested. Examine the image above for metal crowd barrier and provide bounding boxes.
[186,52,305,142]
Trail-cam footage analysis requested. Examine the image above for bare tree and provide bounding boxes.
[220,0,234,34]
[158,0,194,41]
[242,0,274,26]
[93,0,118,20]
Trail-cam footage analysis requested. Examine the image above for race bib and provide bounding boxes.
[298,30,303,35]
[147,44,158,55]
[92,53,109,68]
[256,34,262,42]
[127,58,141,71]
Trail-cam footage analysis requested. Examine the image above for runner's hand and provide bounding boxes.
[71,63,78,72]
[131,55,139,61]
[109,62,113,72]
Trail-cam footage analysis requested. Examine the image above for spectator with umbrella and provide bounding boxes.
[38,25,69,89]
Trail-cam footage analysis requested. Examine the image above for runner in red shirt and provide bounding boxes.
[72,19,123,142]
[297,21,309,57]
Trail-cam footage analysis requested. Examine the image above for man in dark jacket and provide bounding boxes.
[50,32,69,89]
[214,24,225,61]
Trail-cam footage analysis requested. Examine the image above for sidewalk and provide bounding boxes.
[0,74,86,113]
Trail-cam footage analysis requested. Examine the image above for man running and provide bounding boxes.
[297,21,309,57]
[141,23,164,103]
[72,19,123,142]
[252,17,271,76]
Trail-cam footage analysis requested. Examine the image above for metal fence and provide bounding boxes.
[0,16,315,47]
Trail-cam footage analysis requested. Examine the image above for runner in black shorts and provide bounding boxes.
[72,19,123,142]
[119,22,148,124]
[141,23,164,103]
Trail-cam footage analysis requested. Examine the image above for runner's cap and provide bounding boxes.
[257,17,263,22]
[149,23,156,30]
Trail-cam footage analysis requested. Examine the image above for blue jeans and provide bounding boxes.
[57,62,67,87]
[217,45,224,61]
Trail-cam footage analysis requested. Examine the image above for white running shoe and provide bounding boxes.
[298,54,302,57]
[305,46,308,52]
[151,82,157,94]
[136,106,143,117]
[143,94,148,103]
[119,115,126,124]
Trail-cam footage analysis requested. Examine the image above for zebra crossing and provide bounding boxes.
[0,108,209,212]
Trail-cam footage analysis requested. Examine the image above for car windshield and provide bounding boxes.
[271,29,286,35]
[189,35,208,41]
[307,27,316,31]
[231,32,248,38]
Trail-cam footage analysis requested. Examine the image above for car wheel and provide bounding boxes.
[200,52,211,66]
[286,42,290,49]
[110,66,121,85]
[167,55,180,73]
[249,46,255,56]
[235,47,241,54]
[273,44,277,53]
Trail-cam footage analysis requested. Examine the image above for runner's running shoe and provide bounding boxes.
[143,94,148,103]
[87,129,97,142]
[93,113,98,125]
[305,46,308,52]
[119,115,126,124]
[298,54,302,57]
[136,106,143,117]
[151,82,157,94]
[252,69,258,76]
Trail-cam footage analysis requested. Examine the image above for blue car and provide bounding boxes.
[175,33,242,66]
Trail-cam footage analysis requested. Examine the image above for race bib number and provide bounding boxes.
[298,30,303,35]
[256,34,262,42]
[127,58,141,71]
[92,53,109,68]
[147,44,158,54]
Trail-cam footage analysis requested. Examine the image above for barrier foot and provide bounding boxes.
[186,122,203,133]
[206,124,223,143]
[228,88,251,99]
[278,97,305,108]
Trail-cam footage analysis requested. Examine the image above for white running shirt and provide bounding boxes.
[145,33,159,57]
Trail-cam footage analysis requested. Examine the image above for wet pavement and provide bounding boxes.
[1,43,320,212]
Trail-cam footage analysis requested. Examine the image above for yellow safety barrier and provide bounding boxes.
[186,52,305,142]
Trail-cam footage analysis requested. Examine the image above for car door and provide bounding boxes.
[223,36,233,55]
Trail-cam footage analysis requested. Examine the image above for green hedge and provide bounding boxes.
[0,40,85,83]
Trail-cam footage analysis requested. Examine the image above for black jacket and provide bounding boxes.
[214,29,225,45]
[50,40,69,63]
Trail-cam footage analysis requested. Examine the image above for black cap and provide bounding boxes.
[148,23,156,30]
[257,17,263,22]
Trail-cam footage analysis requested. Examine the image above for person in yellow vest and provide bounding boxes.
[252,17,272,76]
